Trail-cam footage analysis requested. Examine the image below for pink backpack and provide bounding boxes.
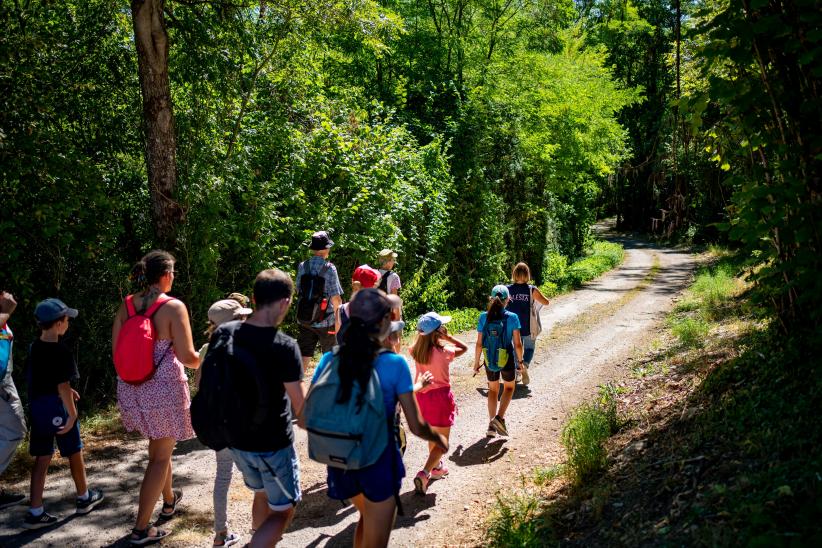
[114,295,175,385]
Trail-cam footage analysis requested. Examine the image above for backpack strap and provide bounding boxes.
[125,295,137,317]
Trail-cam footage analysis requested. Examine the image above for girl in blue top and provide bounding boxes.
[472,285,524,438]
[311,288,447,548]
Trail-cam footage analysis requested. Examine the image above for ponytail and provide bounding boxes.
[487,296,505,321]
[337,317,380,405]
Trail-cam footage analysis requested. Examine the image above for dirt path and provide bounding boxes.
[0,233,694,547]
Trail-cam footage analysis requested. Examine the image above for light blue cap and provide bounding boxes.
[417,311,452,335]
[490,284,510,300]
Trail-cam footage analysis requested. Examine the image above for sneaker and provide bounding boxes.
[0,491,26,510]
[76,488,104,514]
[515,369,522,383]
[491,415,508,436]
[214,530,241,547]
[413,471,429,494]
[486,421,497,438]
[430,461,449,480]
[520,365,530,386]
[23,510,59,530]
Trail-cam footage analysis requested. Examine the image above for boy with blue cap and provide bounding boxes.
[23,298,103,529]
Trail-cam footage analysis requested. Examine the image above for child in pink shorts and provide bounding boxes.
[410,312,468,494]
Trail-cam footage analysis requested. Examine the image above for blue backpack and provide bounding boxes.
[0,324,12,381]
[304,350,388,470]
[482,314,510,372]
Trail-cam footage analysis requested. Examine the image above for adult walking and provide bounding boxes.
[506,262,550,385]
[0,291,27,509]
[472,285,524,438]
[112,251,200,545]
[308,289,447,547]
[296,231,343,369]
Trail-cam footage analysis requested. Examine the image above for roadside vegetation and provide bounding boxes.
[485,248,821,546]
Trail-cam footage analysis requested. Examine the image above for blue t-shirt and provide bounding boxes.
[477,310,521,349]
[312,350,414,417]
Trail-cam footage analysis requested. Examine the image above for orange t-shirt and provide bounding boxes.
[415,344,456,393]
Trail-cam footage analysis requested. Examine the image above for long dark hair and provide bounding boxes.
[337,317,382,404]
[487,296,506,322]
[130,250,174,289]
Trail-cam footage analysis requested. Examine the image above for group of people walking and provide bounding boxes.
[0,230,549,547]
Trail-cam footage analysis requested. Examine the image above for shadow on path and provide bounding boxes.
[449,437,508,467]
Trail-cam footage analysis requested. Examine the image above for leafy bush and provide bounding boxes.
[399,265,453,320]
[543,252,569,286]
[690,264,737,315]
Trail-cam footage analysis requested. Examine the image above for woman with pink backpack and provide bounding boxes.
[111,250,200,545]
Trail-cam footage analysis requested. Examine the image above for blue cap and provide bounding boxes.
[417,311,452,335]
[34,298,78,323]
[490,285,510,300]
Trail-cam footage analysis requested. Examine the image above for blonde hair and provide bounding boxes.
[512,262,530,284]
[410,331,444,364]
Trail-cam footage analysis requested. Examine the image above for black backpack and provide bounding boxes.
[296,261,330,325]
[378,269,393,293]
[191,321,272,451]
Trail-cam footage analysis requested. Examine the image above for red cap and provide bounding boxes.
[352,265,380,288]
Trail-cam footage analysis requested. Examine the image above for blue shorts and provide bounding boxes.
[231,445,301,512]
[29,418,82,458]
[326,441,405,503]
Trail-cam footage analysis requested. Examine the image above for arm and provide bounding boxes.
[111,301,127,361]
[397,392,447,452]
[440,328,468,357]
[412,371,434,392]
[331,295,343,334]
[286,380,307,429]
[473,332,484,374]
[532,286,550,306]
[56,381,78,435]
[512,329,524,363]
[0,291,17,327]
[168,300,200,368]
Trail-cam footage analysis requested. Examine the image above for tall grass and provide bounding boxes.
[670,258,740,346]
[561,384,621,484]
[540,240,625,296]
[486,492,545,547]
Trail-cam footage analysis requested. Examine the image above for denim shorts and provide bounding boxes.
[231,445,301,512]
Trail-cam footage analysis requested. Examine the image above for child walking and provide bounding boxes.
[197,298,252,547]
[24,299,104,528]
[410,312,468,494]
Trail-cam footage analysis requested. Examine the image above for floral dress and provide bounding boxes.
[117,340,194,441]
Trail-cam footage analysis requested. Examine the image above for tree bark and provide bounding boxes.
[131,0,180,249]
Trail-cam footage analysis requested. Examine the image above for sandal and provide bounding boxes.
[214,530,241,547]
[157,488,183,521]
[129,526,170,545]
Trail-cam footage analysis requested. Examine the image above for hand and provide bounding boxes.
[420,371,434,388]
[472,363,481,377]
[71,389,80,402]
[0,291,17,315]
[434,432,449,453]
[57,415,77,436]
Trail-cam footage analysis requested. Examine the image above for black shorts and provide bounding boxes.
[485,358,516,383]
[297,324,337,358]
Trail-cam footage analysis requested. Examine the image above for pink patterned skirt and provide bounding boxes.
[117,339,195,441]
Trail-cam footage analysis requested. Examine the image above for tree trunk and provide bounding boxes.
[131,0,179,249]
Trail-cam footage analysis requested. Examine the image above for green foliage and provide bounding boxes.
[561,383,621,484]
[404,308,481,336]
[534,464,567,486]
[670,316,710,348]
[542,240,625,293]
[486,492,546,548]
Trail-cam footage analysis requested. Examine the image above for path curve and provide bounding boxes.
[0,232,694,547]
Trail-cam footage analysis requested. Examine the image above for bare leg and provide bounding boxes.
[162,460,173,503]
[134,437,176,531]
[358,495,397,548]
[350,495,366,548]
[250,496,294,548]
[423,426,450,473]
[251,491,270,531]
[497,380,516,418]
[486,382,500,420]
[68,451,88,496]
[29,455,52,508]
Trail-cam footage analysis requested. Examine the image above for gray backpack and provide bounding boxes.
[304,351,388,470]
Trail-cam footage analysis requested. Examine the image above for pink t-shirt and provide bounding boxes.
[415,344,456,393]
